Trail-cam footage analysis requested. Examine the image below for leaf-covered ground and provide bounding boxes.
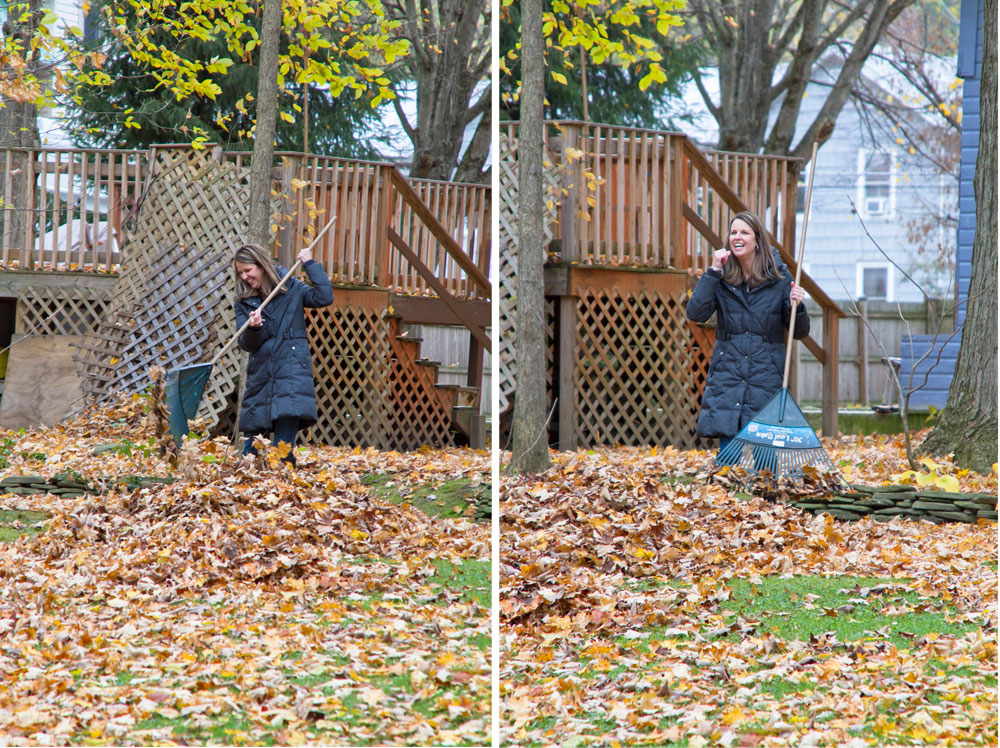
[0,396,491,746]
[501,433,997,747]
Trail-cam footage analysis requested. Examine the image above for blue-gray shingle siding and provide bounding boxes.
[956,0,982,327]
[902,0,982,412]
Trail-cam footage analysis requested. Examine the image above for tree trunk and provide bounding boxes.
[248,0,282,250]
[453,102,491,185]
[387,0,490,182]
[0,0,42,258]
[509,0,551,474]
[922,0,997,473]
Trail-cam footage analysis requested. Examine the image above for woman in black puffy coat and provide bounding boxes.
[233,243,334,465]
[686,211,809,457]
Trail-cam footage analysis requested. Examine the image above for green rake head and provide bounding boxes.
[164,363,213,445]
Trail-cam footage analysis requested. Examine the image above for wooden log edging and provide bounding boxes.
[786,484,998,524]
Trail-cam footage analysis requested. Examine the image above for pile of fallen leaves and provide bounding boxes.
[501,433,997,746]
[0,396,491,746]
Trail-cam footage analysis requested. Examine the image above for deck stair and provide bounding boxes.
[387,314,484,447]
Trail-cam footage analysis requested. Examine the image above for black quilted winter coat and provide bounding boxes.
[234,260,333,434]
[685,252,810,439]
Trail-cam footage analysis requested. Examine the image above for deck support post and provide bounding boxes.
[557,295,577,451]
[550,126,582,452]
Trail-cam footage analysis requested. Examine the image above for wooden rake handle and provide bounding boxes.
[212,216,337,366]
[782,142,818,389]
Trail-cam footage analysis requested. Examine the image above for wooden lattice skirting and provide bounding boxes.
[573,286,708,449]
[17,285,111,337]
[502,283,713,451]
[303,289,454,450]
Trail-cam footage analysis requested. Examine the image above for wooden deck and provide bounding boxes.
[0,145,490,301]
[499,120,846,448]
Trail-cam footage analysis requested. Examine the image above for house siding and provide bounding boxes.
[956,0,983,327]
[788,72,957,306]
[897,0,982,410]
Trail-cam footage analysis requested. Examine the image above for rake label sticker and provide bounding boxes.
[746,423,818,447]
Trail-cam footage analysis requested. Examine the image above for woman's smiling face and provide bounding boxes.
[728,218,757,260]
[236,261,263,290]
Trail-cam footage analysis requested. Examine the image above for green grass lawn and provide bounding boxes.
[362,474,490,521]
[0,508,49,541]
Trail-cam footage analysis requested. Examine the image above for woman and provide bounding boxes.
[686,211,809,457]
[233,243,334,465]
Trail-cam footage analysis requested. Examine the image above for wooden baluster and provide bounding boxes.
[374,165,391,288]
[822,305,840,436]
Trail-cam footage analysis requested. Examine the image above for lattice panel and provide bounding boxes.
[386,320,454,451]
[17,286,111,336]
[302,304,392,447]
[302,302,455,449]
[113,242,230,395]
[574,288,706,449]
[74,147,252,430]
[497,130,560,417]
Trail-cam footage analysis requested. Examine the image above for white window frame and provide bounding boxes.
[856,261,894,302]
[856,148,896,219]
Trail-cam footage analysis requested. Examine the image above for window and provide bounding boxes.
[856,262,893,301]
[84,4,101,43]
[857,150,895,218]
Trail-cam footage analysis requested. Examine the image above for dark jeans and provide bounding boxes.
[243,416,299,465]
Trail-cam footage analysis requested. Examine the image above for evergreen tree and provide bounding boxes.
[500,0,703,127]
[66,0,387,158]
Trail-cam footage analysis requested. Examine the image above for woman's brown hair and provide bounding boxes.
[721,210,783,288]
[233,244,287,299]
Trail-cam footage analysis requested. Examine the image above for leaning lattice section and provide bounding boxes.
[74,147,251,430]
[573,287,707,449]
[497,129,560,417]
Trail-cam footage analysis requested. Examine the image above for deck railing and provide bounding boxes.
[500,119,846,436]
[500,120,800,268]
[0,146,490,302]
[0,148,145,271]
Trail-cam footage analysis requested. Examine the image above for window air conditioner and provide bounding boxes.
[866,197,886,215]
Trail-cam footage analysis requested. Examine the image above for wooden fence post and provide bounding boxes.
[857,297,868,406]
[822,305,840,436]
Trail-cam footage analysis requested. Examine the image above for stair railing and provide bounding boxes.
[385,167,491,353]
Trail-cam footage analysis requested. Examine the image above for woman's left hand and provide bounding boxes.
[297,247,312,265]
[790,282,806,305]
